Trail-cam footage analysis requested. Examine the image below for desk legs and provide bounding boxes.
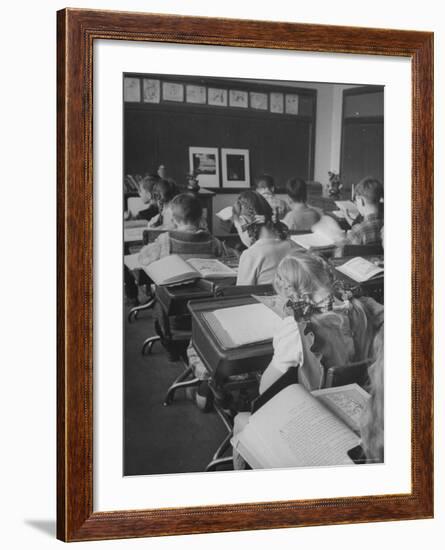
[163,366,200,406]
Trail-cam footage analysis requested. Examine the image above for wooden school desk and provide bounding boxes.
[188,295,275,382]
[332,255,384,304]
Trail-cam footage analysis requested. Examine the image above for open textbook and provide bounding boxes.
[335,200,360,219]
[336,256,384,283]
[203,303,282,348]
[142,254,236,286]
[231,383,370,469]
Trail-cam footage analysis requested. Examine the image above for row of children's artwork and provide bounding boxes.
[123,76,303,115]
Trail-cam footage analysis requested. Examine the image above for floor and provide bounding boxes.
[123,305,228,476]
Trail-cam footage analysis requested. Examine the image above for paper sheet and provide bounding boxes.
[211,303,282,347]
[124,253,142,270]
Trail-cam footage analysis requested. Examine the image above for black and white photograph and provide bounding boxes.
[123,73,384,476]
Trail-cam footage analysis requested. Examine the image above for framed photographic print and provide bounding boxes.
[189,146,220,188]
[57,8,433,543]
[221,148,250,188]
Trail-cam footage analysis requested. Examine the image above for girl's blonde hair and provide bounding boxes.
[273,251,333,299]
[360,328,384,462]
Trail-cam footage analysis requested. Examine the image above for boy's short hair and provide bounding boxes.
[170,193,203,226]
[255,174,275,191]
[286,177,307,203]
[354,177,383,205]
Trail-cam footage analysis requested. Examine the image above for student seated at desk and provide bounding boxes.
[254,173,289,220]
[258,251,383,392]
[233,251,383,468]
[282,177,321,231]
[134,174,160,222]
[232,190,297,285]
[139,193,225,265]
[139,193,225,360]
[341,177,384,246]
[147,178,179,229]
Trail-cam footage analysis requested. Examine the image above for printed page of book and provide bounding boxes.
[312,384,371,434]
[336,256,384,282]
[124,253,142,271]
[335,200,360,218]
[143,254,199,286]
[209,303,282,347]
[235,385,358,469]
[187,258,237,278]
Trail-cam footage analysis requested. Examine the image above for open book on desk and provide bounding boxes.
[143,254,237,286]
[231,383,370,469]
[336,256,384,283]
[335,200,360,219]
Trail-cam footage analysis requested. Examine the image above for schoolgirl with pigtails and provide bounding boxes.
[258,250,384,394]
[232,249,384,468]
[232,190,298,286]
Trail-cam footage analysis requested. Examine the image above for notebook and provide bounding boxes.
[336,257,384,283]
[231,383,370,469]
[202,303,282,349]
[143,254,236,286]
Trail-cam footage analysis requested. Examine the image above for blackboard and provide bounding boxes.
[124,103,315,191]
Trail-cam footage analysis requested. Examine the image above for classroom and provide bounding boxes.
[123,74,384,475]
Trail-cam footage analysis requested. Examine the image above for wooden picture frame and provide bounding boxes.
[57,8,433,542]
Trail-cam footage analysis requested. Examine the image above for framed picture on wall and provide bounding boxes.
[189,146,220,188]
[221,148,250,188]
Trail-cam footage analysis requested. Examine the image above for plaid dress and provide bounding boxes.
[344,213,383,245]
